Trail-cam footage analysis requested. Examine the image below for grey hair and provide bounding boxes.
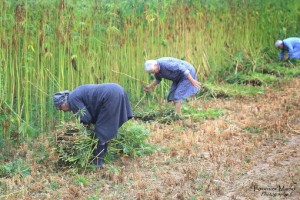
[144,60,157,72]
[275,40,283,47]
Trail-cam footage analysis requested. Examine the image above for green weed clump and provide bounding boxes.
[106,121,157,161]
[0,159,31,178]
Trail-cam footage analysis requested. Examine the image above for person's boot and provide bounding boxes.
[92,142,107,168]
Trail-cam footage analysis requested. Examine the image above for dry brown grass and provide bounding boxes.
[1,79,300,199]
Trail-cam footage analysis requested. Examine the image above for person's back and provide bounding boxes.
[156,57,195,82]
[68,83,124,121]
[283,37,300,47]
[275,37,300,60]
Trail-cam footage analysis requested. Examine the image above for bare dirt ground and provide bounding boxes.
[1,79,300,199]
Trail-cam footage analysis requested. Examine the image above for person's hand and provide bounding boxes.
[192,80,202,88]
[187,73,201,89]
[144,85,151,92]
[83,124,89,128]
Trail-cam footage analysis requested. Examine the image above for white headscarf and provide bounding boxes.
[144,60,157,72]
[275,40,283,47]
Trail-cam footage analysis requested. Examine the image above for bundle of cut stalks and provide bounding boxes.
[54,122,98,169]
[134,108,179,124]
[54,121,156,169]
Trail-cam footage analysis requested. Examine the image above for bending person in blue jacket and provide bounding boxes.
[275,37,300,61]
[53,83,133,168]
[144,57,201,114]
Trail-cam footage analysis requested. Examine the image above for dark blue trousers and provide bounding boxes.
[93,141,108,167]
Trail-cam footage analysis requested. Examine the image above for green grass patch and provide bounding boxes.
[182,106,224,122]
[74,175,89,187]
[134,107,180,124]
[135,104,224,123]
[0,159,31,178]
[49,181,60,190]
[245,72,279,85]
[202,83,264,98]
[261,63,300,78]
[243,126,260,134]
[226,72,279,86]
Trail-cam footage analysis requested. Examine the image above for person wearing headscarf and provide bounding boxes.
[144,57,201,114]
[53,83,133,168]
[275,37,300,61]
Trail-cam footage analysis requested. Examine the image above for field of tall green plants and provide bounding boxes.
[0,0,299,140]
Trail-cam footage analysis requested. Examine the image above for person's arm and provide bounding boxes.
[70,98,92,124]
[177,63,201,88]
[144,80,159,92]
[279,50,284,60]
[77,107,92,124]
[186,73,201,88]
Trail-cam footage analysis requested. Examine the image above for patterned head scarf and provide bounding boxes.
[144,60,157,72]
[275,40,283,48]
[53,90,69,109]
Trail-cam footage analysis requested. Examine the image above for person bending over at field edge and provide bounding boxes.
[144,57,201,114]
[53,83,133,168]
[275,37,300,61]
